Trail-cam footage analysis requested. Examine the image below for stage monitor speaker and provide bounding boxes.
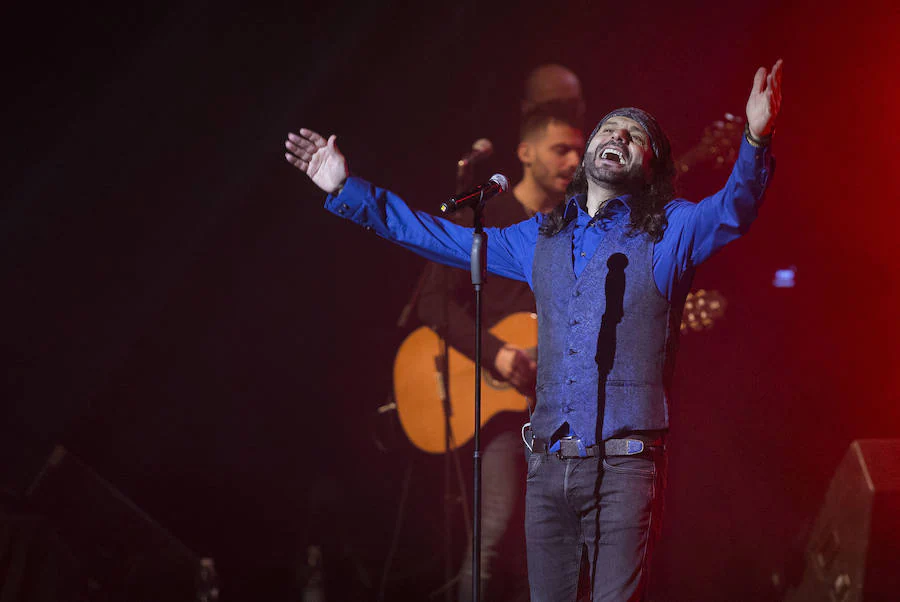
[785,439,900,602]
[0,427,56,503]
[0,514,78,602]
[22,445,200,601]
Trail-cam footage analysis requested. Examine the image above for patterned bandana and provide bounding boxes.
[588,107,671,165]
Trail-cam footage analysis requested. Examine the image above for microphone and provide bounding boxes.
[457,138,493,168]
[440,173,509,214]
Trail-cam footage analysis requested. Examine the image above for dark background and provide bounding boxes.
[2,0,899,599]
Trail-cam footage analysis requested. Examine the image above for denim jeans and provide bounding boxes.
[524,447,666,601]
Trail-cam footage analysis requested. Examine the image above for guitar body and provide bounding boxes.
[393,312,537,454]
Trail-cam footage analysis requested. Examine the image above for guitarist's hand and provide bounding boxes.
[494,344,537,398]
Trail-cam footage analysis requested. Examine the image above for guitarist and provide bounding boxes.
[416,88,585,601]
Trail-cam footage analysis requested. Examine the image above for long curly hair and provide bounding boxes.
[539,109,677,241]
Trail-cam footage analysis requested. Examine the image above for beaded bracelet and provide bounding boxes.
[744,122,773,148]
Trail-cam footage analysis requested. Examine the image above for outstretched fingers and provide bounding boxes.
[284,152,309,172]
[298,128,327,148]
[745,59,785,138]
[770,59,784,102]
[286,132,319,155]
[283,127,348,193]
[762,60,783,96]
[763,59,783,119]
[753,66,767,94]
[284,142,311,174]
[285,138,309,160]
[285,128,329,172]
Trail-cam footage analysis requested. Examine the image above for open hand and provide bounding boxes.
[285,128,349,194]
[746,59,783,139]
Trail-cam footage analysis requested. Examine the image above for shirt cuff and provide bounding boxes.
[737,135,775,190]
[738,133,770,162]
[324,176,367,218]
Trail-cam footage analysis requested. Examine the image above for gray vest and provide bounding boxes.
[531,218,684,445]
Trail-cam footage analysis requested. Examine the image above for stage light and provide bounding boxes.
[773,267,796,288]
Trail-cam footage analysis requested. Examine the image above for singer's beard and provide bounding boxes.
[585,160,645,193]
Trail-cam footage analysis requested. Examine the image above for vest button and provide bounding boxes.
[567,377,577,384]
[573,290,581,297]
[570,318,580,326]
[567,348,578,355]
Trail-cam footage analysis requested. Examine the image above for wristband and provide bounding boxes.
[744,122,773,148]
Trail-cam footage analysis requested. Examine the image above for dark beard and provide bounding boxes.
[585,158,644,192]
[585,142,645,192]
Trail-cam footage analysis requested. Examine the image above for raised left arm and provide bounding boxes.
[654,61,784,298]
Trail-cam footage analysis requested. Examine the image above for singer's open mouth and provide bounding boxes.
[599,147,627,165]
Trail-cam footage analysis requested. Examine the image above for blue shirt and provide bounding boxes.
[326,136,774,302]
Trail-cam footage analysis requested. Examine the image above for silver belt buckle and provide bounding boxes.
[605,438,647,456]
[558,437,581,458]
[625,439,645,455]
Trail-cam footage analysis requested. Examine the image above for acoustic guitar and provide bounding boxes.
[393,312,536,454]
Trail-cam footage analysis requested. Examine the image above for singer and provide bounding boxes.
[284,59,783,600]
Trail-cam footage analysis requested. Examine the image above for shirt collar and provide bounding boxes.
[565,193,633,222]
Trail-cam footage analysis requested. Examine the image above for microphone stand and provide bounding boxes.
[467,197,487,602]
[399,161,486,601]
[400,164,477,602]
[449,161,477,602]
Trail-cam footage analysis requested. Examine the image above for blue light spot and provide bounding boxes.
[773,267,796,288]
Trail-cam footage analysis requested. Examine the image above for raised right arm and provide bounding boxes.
[285,128,538,284]
[325,177,534,282]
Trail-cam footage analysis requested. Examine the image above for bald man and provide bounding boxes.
[522,64,586,119]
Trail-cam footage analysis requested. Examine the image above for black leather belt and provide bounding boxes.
[530,435,663,459]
